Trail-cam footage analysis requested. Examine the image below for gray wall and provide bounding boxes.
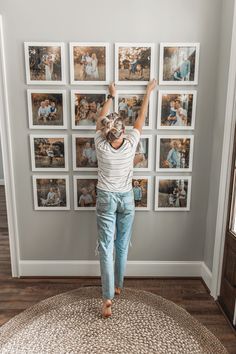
[204,0,235,270]
[0,137,4,180]
[0,0,227,262]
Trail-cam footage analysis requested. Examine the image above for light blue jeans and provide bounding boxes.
[95,187,135,300]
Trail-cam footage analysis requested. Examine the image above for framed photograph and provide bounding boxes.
[133,134,152,171]
[72,134,97,171]
[24,42,66,84]
[159,43,200,85]
[27,89,67,129]
[32,175,70,210]
[30,134,69,171]
[71,90,107,130]
[115,90,153,130]
[70,42,109,84]
[115,43,155,85]
[132,176,151,211]
[157,90,197,130]
[156,135,194,172]
[155,176,192,211]
[73,175,98,210]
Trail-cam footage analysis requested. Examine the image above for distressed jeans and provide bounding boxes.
[95,188,135,300]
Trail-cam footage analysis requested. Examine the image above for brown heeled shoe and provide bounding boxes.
[101,299,112,318]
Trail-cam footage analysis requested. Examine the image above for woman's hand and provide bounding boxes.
[146,79,157,95]
[109,82,116,97]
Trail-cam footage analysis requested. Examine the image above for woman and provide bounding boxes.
[94,78,156,318]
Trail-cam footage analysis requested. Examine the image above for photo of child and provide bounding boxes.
[133,137,151,170]
[33,176,70,210]
[132,177,150,209]
[74,177,98,209]
[73,135,98,170]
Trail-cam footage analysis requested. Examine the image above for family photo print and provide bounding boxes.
[24,42,66,84]
[132,176,151,210]
[72,134,98,171]
[157,90,197,129]
[27,89,67,129]
[156,135,194,172]
[159,43,200,85]
[70,42,109,85]
[115,43,154,85]
[32,175,70,210]
[133,135,152,171]
[115,90,153,129]
[71,90,106,129]
[30,134,69,171]
[155,176,192,211]
[73,176,98,210]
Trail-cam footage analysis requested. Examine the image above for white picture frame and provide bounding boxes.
[73,175,98,211]
[159,42,200,85]
[115,90,154,130]
[27,89,67,130]
[30,134,69,171]
[132,175,152,211]
[72,133,98,171]
[157,90,197,130]
[71,89,108,130]
[155,176,192,211]
[133,134,153,171]
[24,42,66,85]
[32,175,70,210]
[156,135,194,172]
[115,42,155,85]
[69,42,109,85]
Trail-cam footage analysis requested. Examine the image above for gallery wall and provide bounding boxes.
[0,0,229,266]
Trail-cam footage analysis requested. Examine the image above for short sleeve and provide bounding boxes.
[126,128,141,147]
[94,130,105,147]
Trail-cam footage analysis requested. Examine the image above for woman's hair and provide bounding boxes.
[100,112,125,143]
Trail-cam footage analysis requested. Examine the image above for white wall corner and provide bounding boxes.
[201,262,212,294]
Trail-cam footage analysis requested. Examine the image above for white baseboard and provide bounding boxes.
[201,262,213,294]
[19,260,212,290]
[0,178,4,185]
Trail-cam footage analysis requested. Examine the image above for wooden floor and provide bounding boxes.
[1,185,236,353]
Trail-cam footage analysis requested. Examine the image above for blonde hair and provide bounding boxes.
[100,112,125,143]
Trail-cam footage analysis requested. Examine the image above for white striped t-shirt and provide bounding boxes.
[94,128,141,192]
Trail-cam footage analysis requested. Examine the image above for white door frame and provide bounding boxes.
[0,15,20,277]
[210,1,236,299]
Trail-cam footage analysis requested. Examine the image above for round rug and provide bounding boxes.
[0,286,227,354]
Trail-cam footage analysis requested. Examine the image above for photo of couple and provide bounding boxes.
[156,177,191,210]
[26,44,63,82]
[157,137,193,171]
[73,92,106,128]
[158,91,196,128]
[116,44,153,82]
[71,44,107,82]
[33,177,68,209]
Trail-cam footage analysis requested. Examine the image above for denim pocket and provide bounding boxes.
[96,191,111,212]
[122,193,135,212]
